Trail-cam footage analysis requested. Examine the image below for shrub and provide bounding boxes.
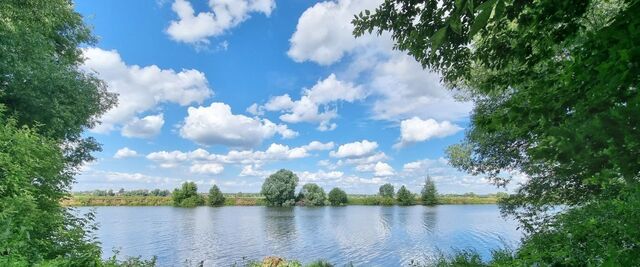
[298,183,326,206]
[396,186,414,205]
[421,177,438,205]
[261,169,298,206]
[328,188,348,205]
[379,183,395,198]
[172,182,204,207]
[207,185,225,206]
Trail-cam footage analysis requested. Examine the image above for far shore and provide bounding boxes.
[62,193,501,207]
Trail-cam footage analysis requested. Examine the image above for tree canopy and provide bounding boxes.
[378,183,395,198]
[421,176,438,205]
[0,0,117,264]
[298,183,326,206]
[396,186,414,205]
[354,0,640,264]
[207,185,225,207]
[328,188,348,206]
[172,182,204,208]
[261,169,299,207]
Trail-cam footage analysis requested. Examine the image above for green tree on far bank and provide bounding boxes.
[298,183,326,206]
[421,176,438,205]
[378,183,394,198]
[328,188,348,205]
[207,185,225,206]
[261,169,298,207]
[172,182,204,207]
[396,186,414,206]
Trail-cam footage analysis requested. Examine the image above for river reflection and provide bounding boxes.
[80,205,520,266]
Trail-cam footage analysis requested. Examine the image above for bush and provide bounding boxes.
[379,183,395,198]
[172,182,204,207]
[421,177,438,205]
[396,186,414,205]
[511,187,640,266]
[261,169,299,206]
[328,188,348,205]
[298,183,326,206]
[207,185,225,206]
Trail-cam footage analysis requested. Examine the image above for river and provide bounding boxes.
[77,205,521,266]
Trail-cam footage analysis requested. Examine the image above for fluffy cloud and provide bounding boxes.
[369,54,473,121]
[114,147,138,159]
[259,74,365,131]
[82,48,211,134]
[287,0,384,65]
[190,163,224,174]
[288,0,472,123]
[395,117,463,148]
[373,162,394,177]
[179,102,297,148]
[146,140,333,173]
[167,0,276,45]
[121,114,165,138]
[330,140,378,158]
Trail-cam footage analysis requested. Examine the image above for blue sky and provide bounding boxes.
[74,0,520,194]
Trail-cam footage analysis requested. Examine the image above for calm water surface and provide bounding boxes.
[78,205,521,266]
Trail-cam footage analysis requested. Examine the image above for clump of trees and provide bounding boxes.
[378,183,395,205]
[91,188,170,197]
[172,182,204,207]
[298,183,326,206]
[207,185,225,206]
[261,169,299,206]
[354,0,640,264]
[396,186,414,205]
[378,183,395,198]
[328,188,348,205]
[421,176,438,205]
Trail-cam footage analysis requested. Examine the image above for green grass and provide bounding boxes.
[63,194,500,207]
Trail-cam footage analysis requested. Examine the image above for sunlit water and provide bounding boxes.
[77,205,521,266]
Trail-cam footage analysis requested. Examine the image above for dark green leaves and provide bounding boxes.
[469,0,496,37]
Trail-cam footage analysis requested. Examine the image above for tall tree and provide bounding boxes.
[421,176,438,205]
[207,185,225,207]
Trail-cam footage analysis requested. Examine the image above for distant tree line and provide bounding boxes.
[166,169,443,208]
[91,188,170,197]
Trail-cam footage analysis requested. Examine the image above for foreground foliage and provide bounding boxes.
[354,0,639,265]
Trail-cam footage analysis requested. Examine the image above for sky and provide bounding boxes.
[73,0,521,194]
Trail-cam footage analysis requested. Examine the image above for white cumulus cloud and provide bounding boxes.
[166,0,275,45]
[373,161,394,177]
[190,163,224,174]
[330,140,378,158]
[82,48,212,134]
[395,117,462,148]
[179,102,297,148]
[114,147,138,159]
[260,74,365,131]
[121,114,165,138]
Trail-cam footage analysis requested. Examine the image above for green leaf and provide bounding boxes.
[431,26,448,55]
[494,0,505,21]
[469,0,496,37]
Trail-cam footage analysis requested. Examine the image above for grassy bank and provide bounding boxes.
[63,193,500,207]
